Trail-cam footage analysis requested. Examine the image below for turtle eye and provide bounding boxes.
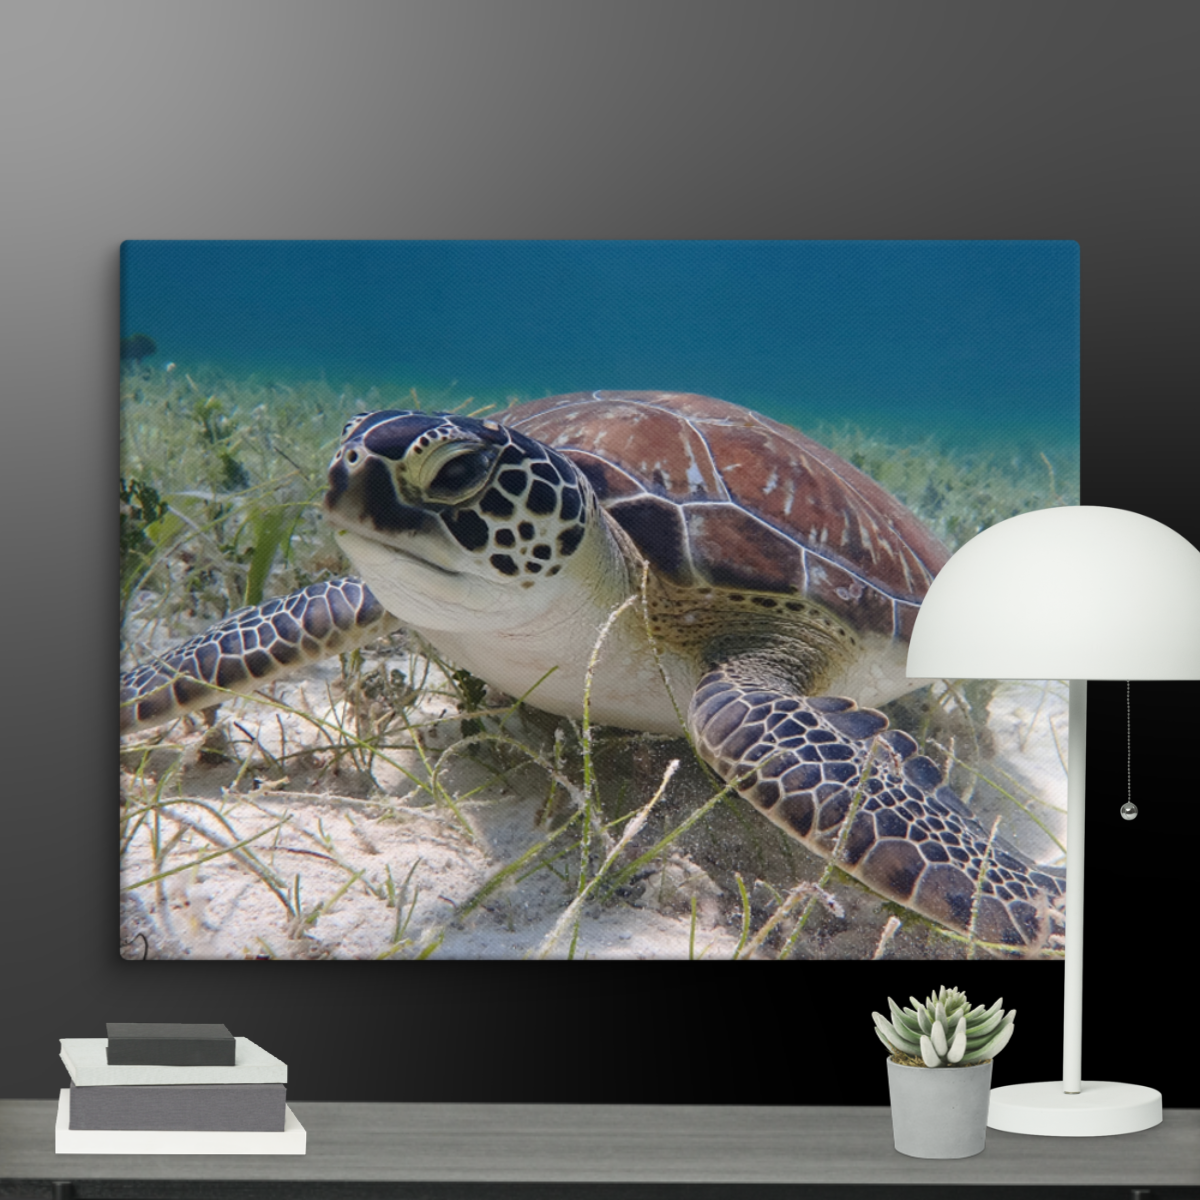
[418,443,494,502]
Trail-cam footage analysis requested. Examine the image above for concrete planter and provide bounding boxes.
[886,1057,993,1158]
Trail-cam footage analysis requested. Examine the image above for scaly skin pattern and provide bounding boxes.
[120,578,399,733]
[688,668,1066,952]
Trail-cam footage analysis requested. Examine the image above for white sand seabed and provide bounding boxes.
[120,637,1068,962]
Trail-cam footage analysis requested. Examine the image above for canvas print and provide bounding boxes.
[119,241,1079,961]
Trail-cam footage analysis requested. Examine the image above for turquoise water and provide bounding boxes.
[120,240,1078,454]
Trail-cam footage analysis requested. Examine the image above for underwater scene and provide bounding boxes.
[120,240,1079,961]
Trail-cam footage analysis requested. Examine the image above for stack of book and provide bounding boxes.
[56,1022,305,1154]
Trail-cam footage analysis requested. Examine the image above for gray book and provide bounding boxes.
[68,1081,286,1131]
[106,1022,236,1066]
[61,1037,287,1086]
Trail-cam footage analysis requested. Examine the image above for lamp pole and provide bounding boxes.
[988,674,1160,1135]
[1063,678,1086,1094]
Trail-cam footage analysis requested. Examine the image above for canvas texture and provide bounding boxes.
[119,241,1079,961]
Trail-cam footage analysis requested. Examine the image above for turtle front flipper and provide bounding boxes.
[687,668,1066,953]
[121,577,401,734]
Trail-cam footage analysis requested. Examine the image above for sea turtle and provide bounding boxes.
[121,391,1066,952]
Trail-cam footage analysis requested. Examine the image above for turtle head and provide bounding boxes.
[324,411,595,631]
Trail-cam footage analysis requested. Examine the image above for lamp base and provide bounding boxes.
[988,1081,1162,1136]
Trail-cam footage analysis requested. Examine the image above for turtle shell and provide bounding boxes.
[503,391,949,641]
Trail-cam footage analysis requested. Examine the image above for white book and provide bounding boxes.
[55,1090,306,1154]
[60,1037,287,1086]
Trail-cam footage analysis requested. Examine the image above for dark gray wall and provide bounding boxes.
[1,0,1195,1104]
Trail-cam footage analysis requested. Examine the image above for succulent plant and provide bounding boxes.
[872,985,1015,1068]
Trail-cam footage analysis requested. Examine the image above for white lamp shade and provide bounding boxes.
[907,505,1200,681]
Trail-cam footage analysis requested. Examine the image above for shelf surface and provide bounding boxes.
[2,1100,1198,1189]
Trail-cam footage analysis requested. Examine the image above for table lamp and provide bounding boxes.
[907,504,1200,1137]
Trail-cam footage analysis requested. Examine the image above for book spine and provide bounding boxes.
[68,1083,286,1131]
[106,1039,237,1066]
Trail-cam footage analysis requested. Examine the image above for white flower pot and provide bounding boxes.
[886,1057,994,1158]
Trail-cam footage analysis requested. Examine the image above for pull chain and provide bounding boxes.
[1120,681,1138,820]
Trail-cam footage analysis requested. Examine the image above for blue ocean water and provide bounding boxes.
[120,241,1078,452]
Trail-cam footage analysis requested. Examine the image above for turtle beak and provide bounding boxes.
[325,450,441,539]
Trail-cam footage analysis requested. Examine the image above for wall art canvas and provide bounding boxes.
[120,241,1079,961]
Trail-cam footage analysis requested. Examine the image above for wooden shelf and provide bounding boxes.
[3,1100,1198,1197]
